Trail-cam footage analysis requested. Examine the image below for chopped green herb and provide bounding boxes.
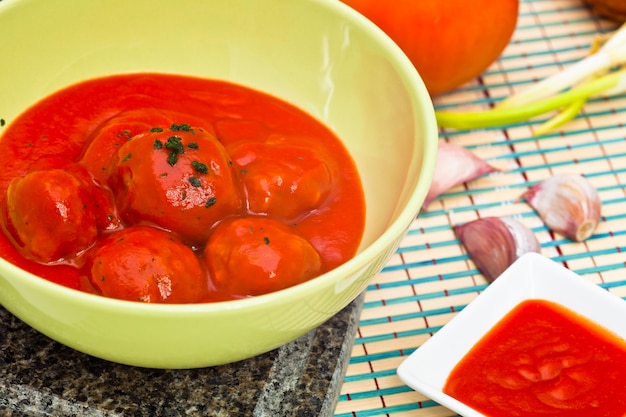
[150,127,164,132]
[165,136,184,154]
[122,153,132,162]
[167,151,179,166]
[188,177,202,187]
[160,173,168,177]
[205,197,217,208]
[118,129,132,139]
[263,237,270,245]
[0,119,5,127]
[187,142,199,149]
[153,139,163,150]
[192,161,209,174]
[170,123,193,132]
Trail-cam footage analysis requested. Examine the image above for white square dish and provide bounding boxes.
[396,252,626,417]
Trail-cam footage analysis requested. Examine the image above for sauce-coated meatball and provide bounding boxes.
[3,169,98,263]
[86,226,206,303]
[112,125,242,244]
[229,137,334,221]
[80,109,174,184]
[204,216,322,296]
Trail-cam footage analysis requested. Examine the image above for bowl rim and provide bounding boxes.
[0,0,438,315]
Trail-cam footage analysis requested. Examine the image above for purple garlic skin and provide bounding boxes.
[455,216,541,283]
[521,174,601,242]
[423,141,498,209]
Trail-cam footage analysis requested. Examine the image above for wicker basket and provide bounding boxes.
[583,0,626,22]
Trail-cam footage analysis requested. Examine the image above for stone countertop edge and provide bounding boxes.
[0,292,365,417]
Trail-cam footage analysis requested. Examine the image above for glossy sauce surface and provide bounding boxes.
[0,73,365,303]
[443,299,626,417]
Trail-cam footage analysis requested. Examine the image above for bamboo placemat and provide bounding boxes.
[334,1,625,416]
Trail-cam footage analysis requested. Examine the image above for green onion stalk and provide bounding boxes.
[435,21,626,132]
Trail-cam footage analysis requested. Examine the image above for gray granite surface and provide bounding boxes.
[0,293,364,417]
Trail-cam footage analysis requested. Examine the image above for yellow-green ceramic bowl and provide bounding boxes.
[0,0,437,368]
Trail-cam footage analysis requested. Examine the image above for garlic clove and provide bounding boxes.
[455,216,541,283]
[423,141,498,209]
[520,174,601,242]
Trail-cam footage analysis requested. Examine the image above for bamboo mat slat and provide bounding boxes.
[334,1,625,416]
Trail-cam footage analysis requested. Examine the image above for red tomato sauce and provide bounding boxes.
[443,299,626,416]
[0,73,365,303]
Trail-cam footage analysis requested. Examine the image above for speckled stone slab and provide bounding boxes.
[0,293,363,417]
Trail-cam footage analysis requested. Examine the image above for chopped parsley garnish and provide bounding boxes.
[205,197,217,208]
[116,129,132,139]
[170,123,193,132]
[162,136,185,166]
[150,127,164,132]
[188,177,201,187]
[122,153,132,162]
[0,119,5,127]
[153,139,163,150]
[164,136,184,154]
[167,152,179,166]
[192,161,209,174]
[187,142,199,149]
[263,237,270,245]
